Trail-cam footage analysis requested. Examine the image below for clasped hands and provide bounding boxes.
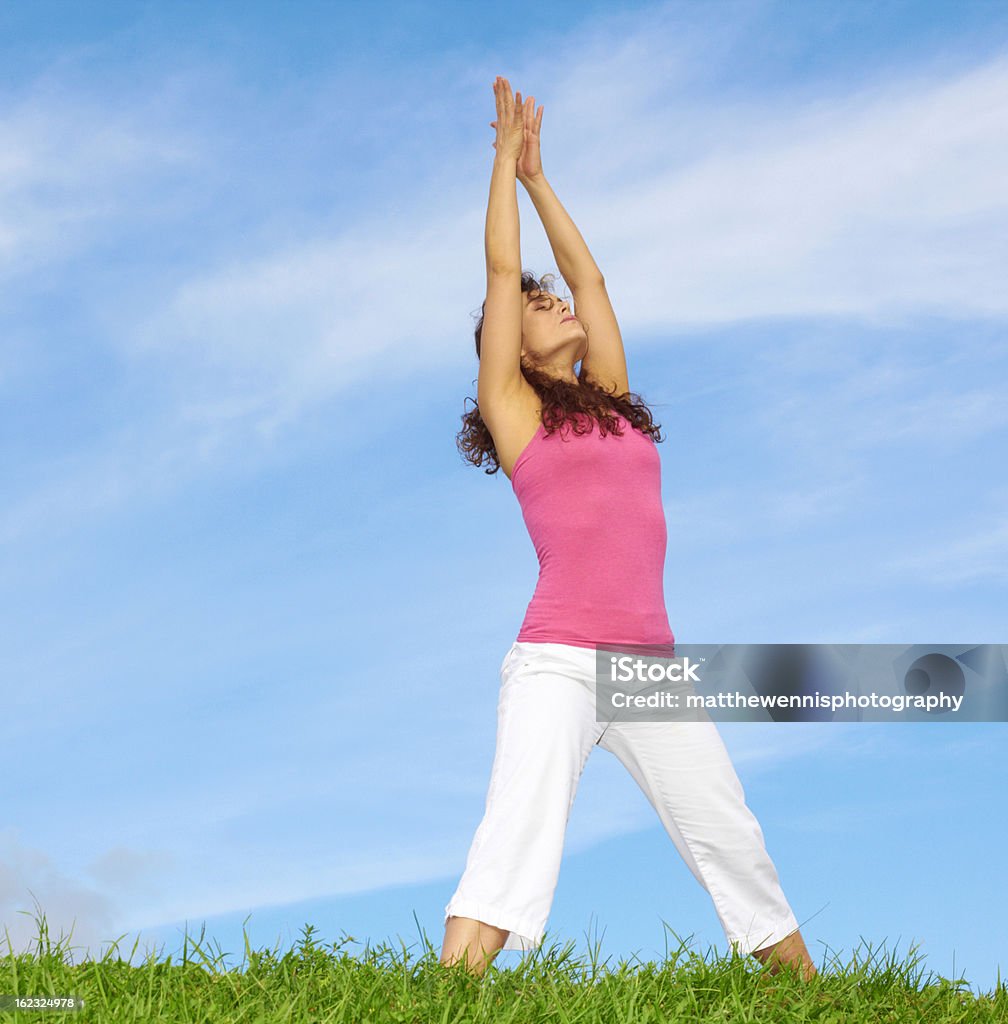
[490,75,545,184]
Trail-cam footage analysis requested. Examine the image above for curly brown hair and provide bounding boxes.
[457,270,664,474]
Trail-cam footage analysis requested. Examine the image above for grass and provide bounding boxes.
[1,906,1005,1022]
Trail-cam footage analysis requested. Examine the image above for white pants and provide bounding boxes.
[445,641,801,954]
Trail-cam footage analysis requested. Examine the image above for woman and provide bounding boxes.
[440,76,818,982]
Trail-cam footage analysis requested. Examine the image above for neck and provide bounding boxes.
[538,364,579,386]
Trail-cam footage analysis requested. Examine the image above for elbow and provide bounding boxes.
[570,271,605,291]
[487,262,522,279]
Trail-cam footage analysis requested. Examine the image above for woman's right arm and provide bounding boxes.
[485,153,520,276]
[478,78,526,413]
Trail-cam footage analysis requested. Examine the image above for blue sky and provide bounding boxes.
[2,0,1006,997]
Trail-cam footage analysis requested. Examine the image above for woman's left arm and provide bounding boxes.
[524,174,629,396]
[492,94,629,396]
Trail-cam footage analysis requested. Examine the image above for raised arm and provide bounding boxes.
[477,77,526,414]
[512,95,630,397]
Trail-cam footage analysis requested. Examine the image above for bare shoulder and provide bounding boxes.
[479,376,543,480]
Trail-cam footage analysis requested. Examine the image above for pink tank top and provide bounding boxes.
[510,409,675,652]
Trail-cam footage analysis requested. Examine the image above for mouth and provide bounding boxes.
[561,316,577,324]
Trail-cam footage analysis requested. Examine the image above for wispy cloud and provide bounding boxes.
[2,29,1005,536]
[0,88,200,279]
[0,826,175,958]
[132,50,1008,428]
[882,507,1008,584]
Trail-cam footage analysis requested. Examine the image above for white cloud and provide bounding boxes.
[0,827,174,960]
[86,38,1008,452]
[1,29,1005,536]
[882,512,1008,584]
[125,215,483,438]
[0,89,199,277]
[664,472,867,548]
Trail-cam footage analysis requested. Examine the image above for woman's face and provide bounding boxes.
[521,289,588,375]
